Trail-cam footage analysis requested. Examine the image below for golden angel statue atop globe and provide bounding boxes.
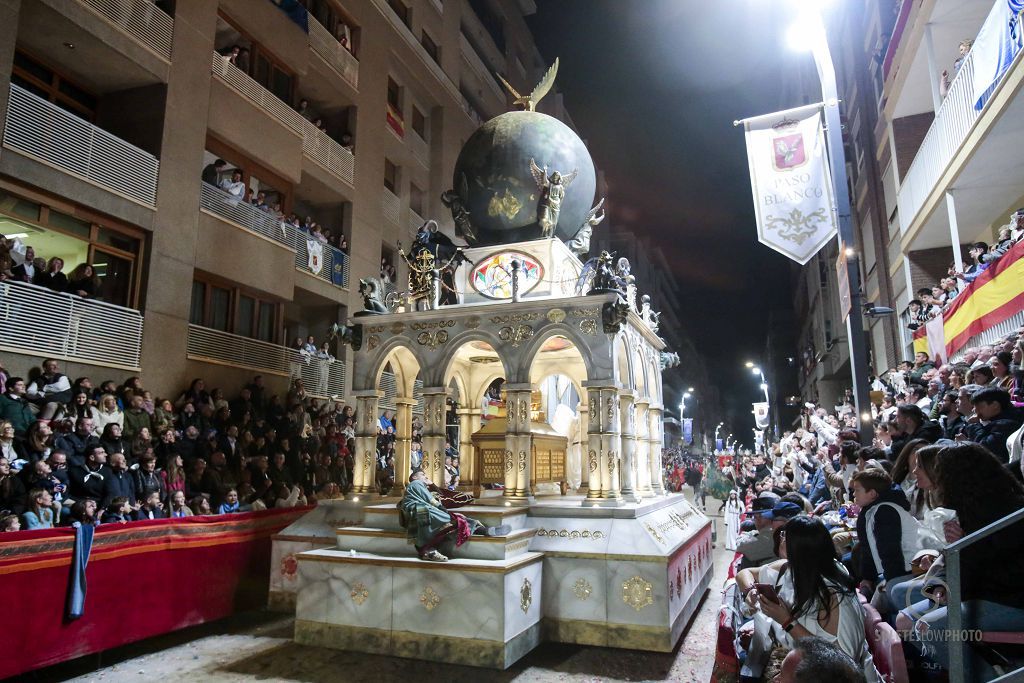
[530,158,578,238]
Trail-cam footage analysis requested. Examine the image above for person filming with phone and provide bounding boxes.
[735,515,876,681]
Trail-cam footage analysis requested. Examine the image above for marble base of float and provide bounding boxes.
[268,498,375,611]
[293,548,544,669]
[526,492,714,652]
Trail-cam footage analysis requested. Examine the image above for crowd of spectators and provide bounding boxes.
[200,159,349,255]
[905,208,1024,331]
[0,237,102,299]
[0,356,367,531]
[692,334,1024,680]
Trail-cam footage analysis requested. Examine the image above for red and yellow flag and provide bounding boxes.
[913,240,1024,359]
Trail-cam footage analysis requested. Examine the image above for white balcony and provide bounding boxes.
[0,280,143,371]
[307,14,359,89]
[896,0,1024,248]
[408,132,430,169]
[186,325,346,399]
[301,119,355,186]
[382,188,401,224]
[77,0,174,59]
[200,182,291,245]
[459,32,505,104]
[3,84,160,206]
[287,230,350,289]
[409,209,424,233]
[211,53,305,135]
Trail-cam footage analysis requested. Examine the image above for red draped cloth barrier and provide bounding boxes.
[0,506,310,679]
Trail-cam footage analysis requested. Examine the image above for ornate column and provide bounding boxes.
[350,391,381,496]
[648,404,667,495]
[392,397,416,495]
[584,383,622,505]
[576,404,589,495]
[634,399,653,497]
[457,407,481,493]
[503,383,533,502]
[619,392,640,502]
[420,388,448,487]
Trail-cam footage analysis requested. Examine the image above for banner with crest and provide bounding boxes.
[741,103,837,265]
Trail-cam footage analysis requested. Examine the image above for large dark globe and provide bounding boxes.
[453,110,596,246]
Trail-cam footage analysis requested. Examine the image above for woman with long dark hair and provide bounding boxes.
[891,438,932,519]
[749,516,874,679]
[903,442,1024,680]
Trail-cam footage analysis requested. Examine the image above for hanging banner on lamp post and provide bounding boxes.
[682,418,693,445]
[753,402,770,430]
[740,102,838,265]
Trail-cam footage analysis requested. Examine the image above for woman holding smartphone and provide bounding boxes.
[736,515,875,680]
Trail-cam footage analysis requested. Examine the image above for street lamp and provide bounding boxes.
[784,1,872,447]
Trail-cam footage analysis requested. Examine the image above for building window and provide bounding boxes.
[300,0,359,56]
[421,31,439,63]
[189,276,281,342]
[0,184,144,307]
[410,183,424,215]
[411,106,427,139]
[386,0,410,27]
[217,14,295,104]
[387,77,402,111]
[384,159,399,192]
[12,50,97,120]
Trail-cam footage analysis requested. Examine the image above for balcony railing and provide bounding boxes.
[187,324,346,399]
[948,309,1024,362]
[459,32,505,103]
[200,182,290,245]
[896,0,1021,235]
[78,0,174,59]
[300,119,354,185]
[460,94,485,127]
[0,280,143,371]
[286,231,350,289]
[4,84,160,206]
[382,188,401,224]
[307,14,359,88]
[211,53,305,135]
[409,209,424,232]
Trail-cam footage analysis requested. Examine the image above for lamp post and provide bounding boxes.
[786,2,872,446]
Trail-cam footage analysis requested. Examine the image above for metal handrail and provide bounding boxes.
[199,182,290,245]
[78,0,174,59]
[307,13,359,88]
[300,118,354,185]
[211,52,305,134]
[945,506,1024,681]
[382,188,401,224]
[3,84,160,206]
[0,279,144,370]
[186,324,345,399]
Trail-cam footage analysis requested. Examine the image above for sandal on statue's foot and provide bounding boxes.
[420,550,448,562]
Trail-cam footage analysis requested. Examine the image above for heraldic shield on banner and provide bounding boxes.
[307,240,324,276]
[742,102,838,265]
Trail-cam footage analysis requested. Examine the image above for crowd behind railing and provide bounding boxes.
[0,238,105,300]
[0,354,371,532]
[905,208,1024,332]
[662,331,1024,681]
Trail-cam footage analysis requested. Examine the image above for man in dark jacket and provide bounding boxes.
[851,469,914,604]
[69,446,112,503]
[55,417,100,467]
[103,452,137,508]
[201,450,232,507]
[965,388,1022,461]
[0,378,35,437]
[891,404,942,459]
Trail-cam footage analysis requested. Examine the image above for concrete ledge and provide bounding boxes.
[293,620,542,669]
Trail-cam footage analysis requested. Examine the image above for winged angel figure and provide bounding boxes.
[496,58,560,112]
[530,159,578,238]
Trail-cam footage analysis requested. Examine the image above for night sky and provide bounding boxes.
[527,0,807,436]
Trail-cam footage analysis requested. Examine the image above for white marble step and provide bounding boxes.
[361,503,530,532]
[335,526,537,561]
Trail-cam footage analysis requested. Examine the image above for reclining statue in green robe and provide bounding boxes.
[398,470,510,561]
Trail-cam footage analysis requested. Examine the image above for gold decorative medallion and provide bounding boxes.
[645,522,664,544]
[464,315,481,330]
[579,318,597,335]
[416,330,449,350]
[573,578,593,601]
[588,449,598,473]
[367,334,381,350]
[419,586,441,611]
[520,577,533,613]
[390,322,406,334]
[498,324,534,347]
[622,575,653,612]
[546,308,567,323]
[504,449,515,472]
[518,450,527,473]
[351,582,369,605]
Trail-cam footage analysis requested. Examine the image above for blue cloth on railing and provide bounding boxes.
[332,261,346,287]
[65,521,95,620]
[272,0,309,33]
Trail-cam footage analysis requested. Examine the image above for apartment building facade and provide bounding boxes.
[0,0,576,401]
